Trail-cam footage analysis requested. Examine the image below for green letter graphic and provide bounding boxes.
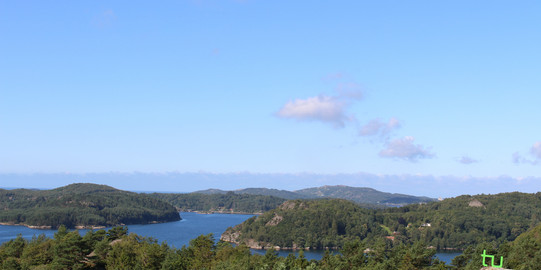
[481,250,503,268]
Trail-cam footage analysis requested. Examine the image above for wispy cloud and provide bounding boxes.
[321,72,345,81]
[531,142,541,159]
[359,118,400,139]
[457,156,478,164]
[276,91,361,128]
[379,136,434,162]
[335,82,363,100]
[512,152,527,164]
[93,9,116,28]
[513,141,541,165]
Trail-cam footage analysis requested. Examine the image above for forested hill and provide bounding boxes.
[380,192,541,249]
[149,192,286,214]
[222,192,541,250]
[221,199,384,249]
[0,183,180,229]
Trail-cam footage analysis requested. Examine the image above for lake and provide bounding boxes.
[0,212,460,264]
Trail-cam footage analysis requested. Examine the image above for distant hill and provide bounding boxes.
[295,185,435,205]
[193,188,228,195]
[149,192,286,214]
[235,188,311,200]
[0,183,181,229]
[222,192,541,250]
[194,185,434,207]
[194,188,310,200]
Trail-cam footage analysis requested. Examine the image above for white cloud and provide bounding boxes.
[277,92,361,128]
[379,136,434,162]
[458,156,478,164]
[359,118,400,138]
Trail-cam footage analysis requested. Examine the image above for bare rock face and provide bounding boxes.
[279,201,307,210]
[279,201,297,210]
[265,214,283,226]
[469,199,484,207]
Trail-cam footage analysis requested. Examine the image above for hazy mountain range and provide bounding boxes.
[194,185,435,206]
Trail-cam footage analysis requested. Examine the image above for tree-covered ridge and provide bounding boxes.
[223,192,541,250]
[149,192,286,214]
[222,199,385,249]
[380,192,541,249]
[0,183,180,229]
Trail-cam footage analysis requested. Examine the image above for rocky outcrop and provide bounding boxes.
[279,201,306,210]
[0,222,52,230]
[469,199,484,207]
[265,214,283,226]
[220,229,241,244]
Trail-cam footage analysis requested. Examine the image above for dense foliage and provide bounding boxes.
[149,192,286,214]
[380,192,541,249]
[224,192,541,250]
[222,199,385,249]
[0,227,449,269]
[452,222,541,270]
[3,225,541,269]
[0,183,180,228]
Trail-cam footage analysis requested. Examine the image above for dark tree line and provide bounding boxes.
[3,224,540,269]
[0,226,448,269]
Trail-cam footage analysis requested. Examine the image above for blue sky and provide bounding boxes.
[1,1,540,196]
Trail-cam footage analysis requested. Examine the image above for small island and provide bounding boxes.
[0,183,181,229]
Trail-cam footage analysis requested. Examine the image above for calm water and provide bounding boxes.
[0,212,459,263]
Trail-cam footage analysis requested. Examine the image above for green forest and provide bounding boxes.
[0,184,180,229]
[224,192,541,250]
[1,224,540,269]
[222,199,383,249]
[149,192,286,214]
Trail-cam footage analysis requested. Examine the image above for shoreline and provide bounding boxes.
[0,222,53,230]
[181,210,262,215]
[0,220,174,230]
[220,237,463,252]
